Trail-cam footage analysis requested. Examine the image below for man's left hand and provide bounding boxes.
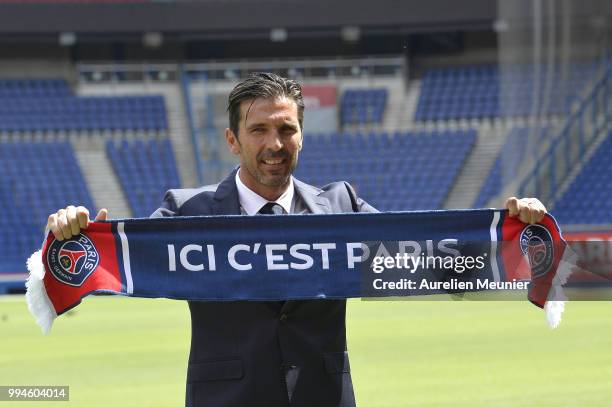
[505,197,548,225]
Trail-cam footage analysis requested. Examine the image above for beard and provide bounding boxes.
[244,149,299,188]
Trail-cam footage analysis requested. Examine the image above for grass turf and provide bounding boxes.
[1,295,611,406]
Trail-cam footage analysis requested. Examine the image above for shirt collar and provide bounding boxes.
[235,168,294,215]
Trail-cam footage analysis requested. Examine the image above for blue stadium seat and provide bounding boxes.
[340,88,388,125]
[0,79,168,132]
[106,138,182,217]
[295,130,476,211]
[0,140,96,274]
[414,63,598,121]
[552,132,612,225]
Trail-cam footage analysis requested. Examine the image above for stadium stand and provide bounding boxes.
[0,79,167,132]
[0,57,606,284]
[551,131,612,225]
[340,88,388,125]
[0,79,71,97]
[106,138,182,217]
[295,130,476,211]
[0,78,175,285]
[414,64,598,121]
[0,140,95,282]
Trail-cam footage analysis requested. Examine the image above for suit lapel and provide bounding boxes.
[293,178,332,214]
[211,168,241,215]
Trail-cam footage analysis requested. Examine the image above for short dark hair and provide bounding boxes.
[227,72,305,137]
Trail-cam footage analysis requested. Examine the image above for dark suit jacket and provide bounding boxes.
[151,168,376,407]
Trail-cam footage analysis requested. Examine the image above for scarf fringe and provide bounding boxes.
[544,300,565,329]
[543,247,577,329]
[25,250,56,335]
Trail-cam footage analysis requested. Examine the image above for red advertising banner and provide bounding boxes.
[301,85,338,132]
[302,85,337,108]
[564,232,612,281]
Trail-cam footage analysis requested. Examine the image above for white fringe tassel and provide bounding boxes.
[543,248,577,329]
[544,300,565,329]
[25,250,57,335]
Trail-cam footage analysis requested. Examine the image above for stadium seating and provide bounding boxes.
[295,130,476,211]
[415,64,598,121]
[552,131,612,225]
[106,138,181,217]
[0,140,95,276]
[0,79,168,132]
[0,78,71,97]
[340,88,387,125]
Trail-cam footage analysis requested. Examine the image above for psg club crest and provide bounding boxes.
[519,224,554,278]
[47,234,100,286]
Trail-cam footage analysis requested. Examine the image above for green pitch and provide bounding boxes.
[1,295,612,406]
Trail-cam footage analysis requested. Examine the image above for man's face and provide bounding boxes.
[226,96,303,198]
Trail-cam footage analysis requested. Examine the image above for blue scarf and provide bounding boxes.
[26,209,569,333]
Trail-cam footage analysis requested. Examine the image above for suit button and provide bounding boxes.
[279,313,288,323]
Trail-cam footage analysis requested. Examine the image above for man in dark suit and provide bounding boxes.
[46,72,548,407]
[147,73,375,406]
[150,167,373,407]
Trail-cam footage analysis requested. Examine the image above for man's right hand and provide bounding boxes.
[46,206,108,241]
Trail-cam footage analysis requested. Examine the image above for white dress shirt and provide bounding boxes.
[235,168,295,215]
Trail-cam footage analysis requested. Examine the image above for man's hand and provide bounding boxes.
[505,197,547,225]
[46,206,108,241]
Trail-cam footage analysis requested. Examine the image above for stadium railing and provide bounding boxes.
[517,63,610,208]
